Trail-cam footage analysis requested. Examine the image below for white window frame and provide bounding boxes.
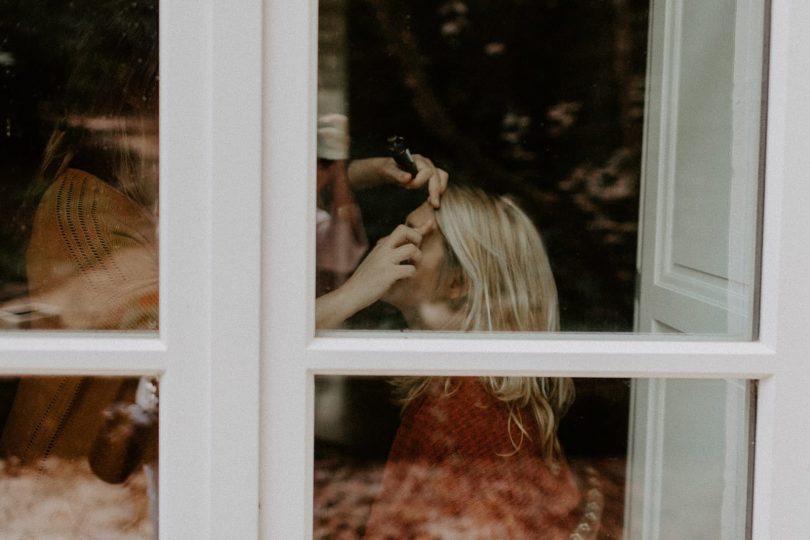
[262,0,810,538]
[0,1,261,538]
[3,0,808,537]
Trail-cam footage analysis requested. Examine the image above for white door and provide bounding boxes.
[630,1,765,538]
[635,0,762,337]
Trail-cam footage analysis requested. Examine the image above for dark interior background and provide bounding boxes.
[343,0,649,333]
[0,0,159,303]
[315,376,632,461]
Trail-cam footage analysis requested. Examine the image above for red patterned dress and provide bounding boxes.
[364,378,598,539]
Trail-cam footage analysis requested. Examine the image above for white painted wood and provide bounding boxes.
[624,379,665,540]
[262,0,319,537]
[750,1,810,536]
[627,380,749,540]
[722,379,751,540]
[209,0,263,537]
[0,1,263,537]
[0,333,165,379]
[636,0,763,337]
[258,0,810,539]
[161,0,262,535]
[305,335,776,379]
[162,0,262,536]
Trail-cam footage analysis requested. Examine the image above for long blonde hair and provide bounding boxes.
[396,185,574,461]
[436,185,559,332]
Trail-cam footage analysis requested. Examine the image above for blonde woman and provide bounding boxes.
[318,186,592,538]
[317,185,558,332]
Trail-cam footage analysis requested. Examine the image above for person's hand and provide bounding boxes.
[316,222,429,329]
[348,156,450,208]
[342,224,425,310]
[386,155,449,208]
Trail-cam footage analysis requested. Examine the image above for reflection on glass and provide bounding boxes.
[0,1,159,331]
[314,376,753,539]
[315,1,766,335]
[0,376,158,538]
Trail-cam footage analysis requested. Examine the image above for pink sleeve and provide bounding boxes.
[316,205,368,275]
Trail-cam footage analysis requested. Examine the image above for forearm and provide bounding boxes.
[348,155,448,208]
[347,157,395,189]
[316,222,423,330]
[331,163,356,209]
[315,285,364,330]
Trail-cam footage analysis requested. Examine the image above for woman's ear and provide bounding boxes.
[446,272,469,300]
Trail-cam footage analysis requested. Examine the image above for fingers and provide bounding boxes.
[409,155,449,208]
[409,155,436,186]
[367,225,423,274]
[428,168,449,208]
[384,157,413,185]
[374,228,423,267]
[393,168,412,184]
[392,243,422,264]
[414,219,434,238]
[385,223,423,247]
[386,153,450,207]
[393,264,416,280]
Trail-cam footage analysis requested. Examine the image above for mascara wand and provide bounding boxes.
[387,135,419,177]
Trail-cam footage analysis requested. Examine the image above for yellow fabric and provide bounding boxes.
[0,170,157,462]
[26,168,158,330]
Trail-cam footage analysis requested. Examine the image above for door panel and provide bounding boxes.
[637,0,764,337]
[631,1,766,538]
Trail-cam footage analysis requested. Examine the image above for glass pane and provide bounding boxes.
[314,0,766,336]
[0,1,159,331]
[314,375,753,539]
[0,376,158,539]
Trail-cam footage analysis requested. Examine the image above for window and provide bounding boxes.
[263,0,810,538]
[309,1,763,536]
[0,1,260,538]
[3,0,810,537]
